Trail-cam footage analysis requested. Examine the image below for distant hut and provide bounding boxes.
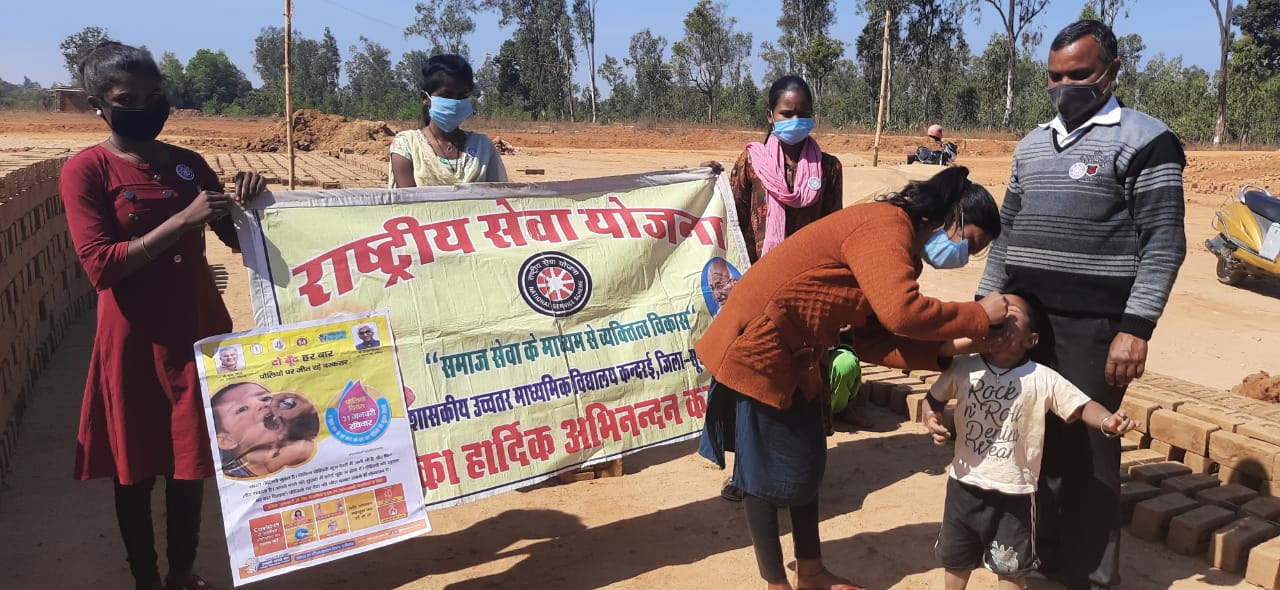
[50,85,89,113]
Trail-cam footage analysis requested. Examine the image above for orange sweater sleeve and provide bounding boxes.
[841,211,989,342]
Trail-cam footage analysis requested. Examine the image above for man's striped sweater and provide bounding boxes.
[977,107,1187,340]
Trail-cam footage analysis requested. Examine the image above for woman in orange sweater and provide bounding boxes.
[696,166,1010,590]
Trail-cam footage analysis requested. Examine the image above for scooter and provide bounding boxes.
[907,141,958,166]
[1205,184,1280,286]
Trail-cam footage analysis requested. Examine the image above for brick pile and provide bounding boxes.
[205,152,388,190]
[0,156,95,483]
[859,363,1280,587]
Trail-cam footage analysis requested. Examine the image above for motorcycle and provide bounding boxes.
[907,141,958,166]
[1206,184,1280,286]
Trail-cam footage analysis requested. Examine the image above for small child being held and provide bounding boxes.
[923,293,1139,590]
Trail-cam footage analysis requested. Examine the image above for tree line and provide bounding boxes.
[8,0,1280,145]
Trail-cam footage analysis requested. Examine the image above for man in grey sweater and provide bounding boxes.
[977,20,1186,590]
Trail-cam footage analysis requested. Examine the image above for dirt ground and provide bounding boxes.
[2,110,1278,590]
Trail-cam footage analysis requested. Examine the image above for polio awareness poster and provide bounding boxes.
[233,169,752,508]
[195,311,429,585]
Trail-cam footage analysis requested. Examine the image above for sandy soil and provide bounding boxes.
[2,110,1278,590]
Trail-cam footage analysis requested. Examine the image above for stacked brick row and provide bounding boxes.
[0,157,95,482]
[858,363,1280,588]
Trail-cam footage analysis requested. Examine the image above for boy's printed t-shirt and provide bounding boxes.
[930,354,1092,495]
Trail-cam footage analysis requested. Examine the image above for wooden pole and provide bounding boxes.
[284,0,295,190]
[872,10,891,167]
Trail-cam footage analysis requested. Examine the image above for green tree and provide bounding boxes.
[59,26,113,87]
[251,27,343,114]
[1209,0,1236,144]
[1236,0,1280,73]
[1115,33,1145,107]
[404,0,480,58]
[671,0,753,123]
[481,0,578,120]
[763,0,844,118]
[626,29,673,120]
[573,0,600,122]
[979,0,1050,128]
[855,3,903,123]
[1081,0,1134,26]
[345,36,405,119]
[900,0,968,126]
[185,49,250,113]
[158,51,191,108]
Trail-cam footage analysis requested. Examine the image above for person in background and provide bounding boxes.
[720,74,844,502]
[697,166,1012,590]
[61,41,268,590]
[976,20,1187,590]
[389,54,508,187]
[729,75,844,264]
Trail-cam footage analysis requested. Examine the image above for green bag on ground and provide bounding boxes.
[829,345,862,413]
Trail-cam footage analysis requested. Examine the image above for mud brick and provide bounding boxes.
[1120,396,1162,432]
[1210,431,1280,480]
[1246,536,1280,590]
[1198,484,1259,510]
[1178,403,1249,433]
[1167,505,1237,556]
[1121,438,1140,453]
[1127,383,1190,409]
[593,458,623,478]
[1240,422,1280,449]
[1184,452,1219,475]
[1123,429,1151,449]
[1130,462,1193,485]
[1149,409,1219,456]
[1121,449,1167,473]
[866,381,892,408]
[890,383,930,416]
[1149,439,1186,461]
[557,467,595,483]
[906,392,929,422]
[1210,517,1279,573]
[1161,473,1222,495]
[1126,427,1157,445]
[907,369,939,383]
[1120,480,1165,523]
[1242,497,1280,521]
[1131,493,1199,541]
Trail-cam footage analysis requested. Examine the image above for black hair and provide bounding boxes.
[1051,19,1119,66]
[878,166,1001,242]
[1007,290,1048,337]
[767,75,813,111]
[421,54,474,94]
[78,41,162,98]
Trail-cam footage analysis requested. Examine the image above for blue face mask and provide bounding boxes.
[922,228,970,269]
[771,117,815,145]
[428,96,474,132]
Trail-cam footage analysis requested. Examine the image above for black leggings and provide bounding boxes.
[114,477,205,589]
[744,493,822,583]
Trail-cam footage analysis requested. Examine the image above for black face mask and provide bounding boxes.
[1047,65,1116,126]
[100,97,170,141]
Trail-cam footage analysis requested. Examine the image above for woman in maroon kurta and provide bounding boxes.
[60,42,266,590]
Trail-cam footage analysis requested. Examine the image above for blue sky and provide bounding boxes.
[0,0,1222,90]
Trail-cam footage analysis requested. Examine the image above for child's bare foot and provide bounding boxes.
[795,558,864,590]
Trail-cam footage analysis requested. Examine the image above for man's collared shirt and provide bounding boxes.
[1041,95,1122,149]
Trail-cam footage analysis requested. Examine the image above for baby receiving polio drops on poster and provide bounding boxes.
[211,383,321,479]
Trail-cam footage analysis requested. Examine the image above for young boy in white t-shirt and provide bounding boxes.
[923,294,1139,590]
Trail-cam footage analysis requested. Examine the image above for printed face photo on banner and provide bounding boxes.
[701,257,742,316]
[211,382,322,479]
[217,345,245,374]
[353,324,382,350]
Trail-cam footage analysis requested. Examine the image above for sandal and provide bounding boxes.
[720,478,743,502]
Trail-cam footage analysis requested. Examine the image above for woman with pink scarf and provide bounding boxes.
[720,76,844,502]
[730,76,844,263]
